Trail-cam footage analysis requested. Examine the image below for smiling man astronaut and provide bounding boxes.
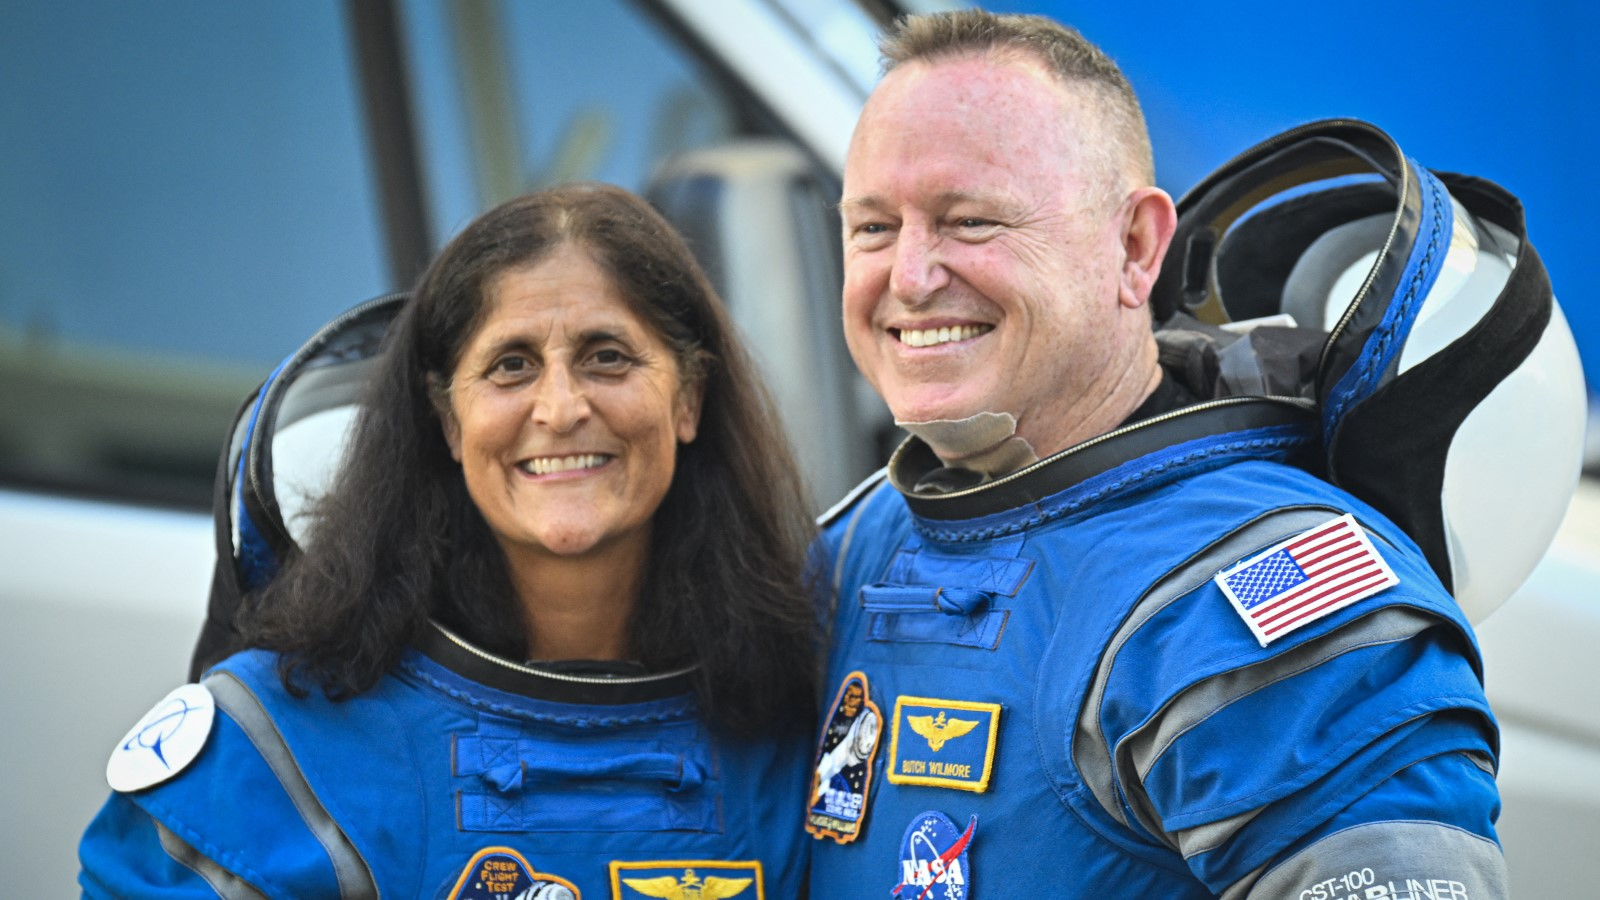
[804,9,1508,899]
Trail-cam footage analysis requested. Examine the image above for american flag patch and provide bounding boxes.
[1214,514,1399,646]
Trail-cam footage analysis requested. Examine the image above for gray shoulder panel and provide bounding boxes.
[1073,505,1344,835]
[155,818,269,900]
[1232,819,1507,900]
[204,671,378,900]
[1144,606,1439,857]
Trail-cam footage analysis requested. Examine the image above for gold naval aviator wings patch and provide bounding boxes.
[610,861,763,900]
[888,695,1001,792]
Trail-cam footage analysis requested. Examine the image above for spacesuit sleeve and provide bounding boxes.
[79,791,269,899]
[1077,507,1506,897]
[78,668,361,899]
[1116,603,1506,897]
[1223,750,1508,898]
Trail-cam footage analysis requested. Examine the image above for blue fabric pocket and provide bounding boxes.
[454,716,719,833]
[859,537,1032,650]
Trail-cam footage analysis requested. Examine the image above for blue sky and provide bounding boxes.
[986,0,1598,390]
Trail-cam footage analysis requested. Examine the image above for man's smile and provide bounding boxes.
[893,324,993,348]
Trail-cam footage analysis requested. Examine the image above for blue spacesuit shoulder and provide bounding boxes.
[817,466,890,530]
[82,650,360,898]
[1054,460,1494,887]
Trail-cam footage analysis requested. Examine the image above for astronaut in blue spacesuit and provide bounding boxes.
[79,184,817,898]
[805,10,1517,899]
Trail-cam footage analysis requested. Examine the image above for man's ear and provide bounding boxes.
[1118,186,1178,311]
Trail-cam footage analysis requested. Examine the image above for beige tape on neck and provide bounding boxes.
[898,411,1040,480]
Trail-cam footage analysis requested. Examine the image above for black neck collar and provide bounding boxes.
[417,621,699,705]
[890,398,1315,521]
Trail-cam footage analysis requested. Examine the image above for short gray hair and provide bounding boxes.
[879,10,1155,196]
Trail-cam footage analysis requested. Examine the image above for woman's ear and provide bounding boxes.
[440,412,463,462]
[676,376,705,445]
[428,374,463,462]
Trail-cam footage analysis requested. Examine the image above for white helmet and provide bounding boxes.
[1151,119,1585,622]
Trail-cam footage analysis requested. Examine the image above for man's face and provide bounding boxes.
[840,56,1150,459]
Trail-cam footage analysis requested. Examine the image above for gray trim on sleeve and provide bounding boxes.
[1466,749,1495,777]
[1231,819,1508,900]
[1134,607,1438,855]
[154,818,269,900]
[1073,506,1343,831]
[203,671,379,900]
[1173,805,1267,862]
[1220,861,1270,900]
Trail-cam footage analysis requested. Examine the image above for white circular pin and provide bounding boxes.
[105,683,216,793]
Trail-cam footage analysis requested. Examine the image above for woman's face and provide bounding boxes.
[440,244,701,565]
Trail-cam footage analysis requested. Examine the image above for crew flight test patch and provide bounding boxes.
[1214,514,1398,646]
[444,847,579,899]
[808,671,883,842]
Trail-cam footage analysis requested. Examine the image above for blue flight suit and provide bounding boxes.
[82,625,808,899]
[808,401,1507,898]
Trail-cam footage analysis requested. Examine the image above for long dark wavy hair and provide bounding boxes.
[240,184,819,734]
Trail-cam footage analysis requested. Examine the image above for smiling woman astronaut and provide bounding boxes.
[78,184,818,899]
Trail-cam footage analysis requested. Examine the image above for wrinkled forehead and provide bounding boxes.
[846,56,1112,210]
[864,53,1077,130]
[477,243,680,340]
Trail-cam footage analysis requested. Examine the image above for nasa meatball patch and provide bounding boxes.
[446,847,579,899]
[807,671,883,843]
[892,811,976,899]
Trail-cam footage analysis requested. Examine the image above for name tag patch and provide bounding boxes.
[807,671,884,843]
[888,696,999,793]
[1215,513,1399,646]
[893,811,976,900]
[610,861,763,899]
[446,847,579,899]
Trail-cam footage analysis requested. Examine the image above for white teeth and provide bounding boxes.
[521,454,607,475]
[898,324,990,348]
